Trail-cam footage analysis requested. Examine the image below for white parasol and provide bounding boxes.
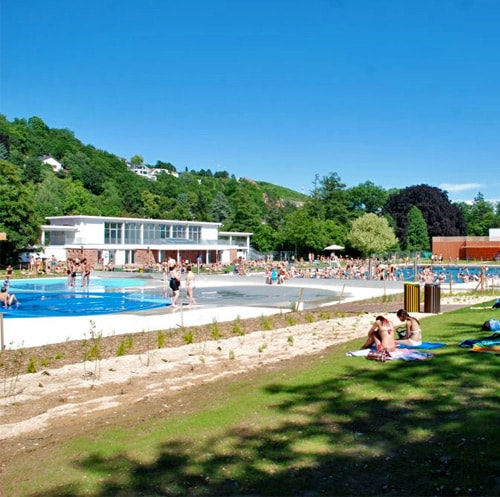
[324,244,345,251]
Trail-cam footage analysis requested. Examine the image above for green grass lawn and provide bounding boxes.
[5,301,499,497]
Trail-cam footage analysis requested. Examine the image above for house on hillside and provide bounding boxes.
[40,155,64,173]
[39,215,253,269]
[128,163,157,181]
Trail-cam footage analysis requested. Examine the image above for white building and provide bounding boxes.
[40,216,252,268]
[40,155,64,173]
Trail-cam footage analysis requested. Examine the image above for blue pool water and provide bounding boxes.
[2,278,167,319]
[393,265,499,283]
[2,276,341,318]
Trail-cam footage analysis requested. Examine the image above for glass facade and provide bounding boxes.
[190,226,201,241]
[143,223,170,244]
[172,225,186,239]
[104,223,122,244]
[124,223,141,244]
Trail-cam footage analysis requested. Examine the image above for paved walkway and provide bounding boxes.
[1,273,494,350]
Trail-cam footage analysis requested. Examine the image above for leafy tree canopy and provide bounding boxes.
[347,213,398,257]
[384,184,467,249]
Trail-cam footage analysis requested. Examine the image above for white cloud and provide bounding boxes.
[439,182,483,193]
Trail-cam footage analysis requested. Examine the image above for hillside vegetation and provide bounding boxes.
[0,114,498,265]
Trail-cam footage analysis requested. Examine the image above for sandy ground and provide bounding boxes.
[0,312,377,442]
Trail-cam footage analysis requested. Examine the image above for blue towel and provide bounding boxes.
[397,342,446,350]
[460,338,500,348]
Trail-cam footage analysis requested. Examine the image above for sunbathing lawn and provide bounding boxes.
[3,301,499,497]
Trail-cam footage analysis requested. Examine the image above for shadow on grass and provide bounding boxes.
[27,342,498,497]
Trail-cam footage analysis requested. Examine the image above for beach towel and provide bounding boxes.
[397,342,446,350]
[460,338,500,348]
[471,341,500,353]
[346,348,434,361]
[385,349,434,361]
[346,349,371,357]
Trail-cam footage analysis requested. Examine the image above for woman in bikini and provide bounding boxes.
[395,309,423,346]
[185,265,196,306]
[360,315,397,352]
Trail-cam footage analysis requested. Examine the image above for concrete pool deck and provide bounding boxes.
[0,272,486,350]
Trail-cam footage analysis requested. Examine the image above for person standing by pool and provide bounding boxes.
[67,259,77,287]
[169,264,181,308]
[81,259,91,287]
[185,265,196,306]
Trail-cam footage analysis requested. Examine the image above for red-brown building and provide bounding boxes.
[432,229,500,261]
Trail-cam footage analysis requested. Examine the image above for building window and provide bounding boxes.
[105,223,122,244]
[172,225,186,239]
[189,226,201,241]
[124,223,141,244]
[144,223,170,244]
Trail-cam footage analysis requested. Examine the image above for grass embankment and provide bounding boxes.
[4,302,500,497]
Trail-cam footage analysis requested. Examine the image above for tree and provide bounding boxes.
[385,184,466,248]
[225,181,264,232]
[0,160,43,264]
[34,172,68,217]
[346,181,389,215]
[306,173,353,231]
[457,193,497,236]
[406,206,430,251]
[347,213,398,257]
[130,155,144,166]
[251,224,279,253]
[22,157,46,183]
[210,191,232,223]
[62,181,100,215]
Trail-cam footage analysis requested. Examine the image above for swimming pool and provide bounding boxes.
[3,277,167,319]
[394,265,500,283]
[2,276,340,319]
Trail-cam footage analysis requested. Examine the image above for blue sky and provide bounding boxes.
[1,0,499,202]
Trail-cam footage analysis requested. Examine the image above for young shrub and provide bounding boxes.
[210,319,220,340]
[26,357,37,374]
[157,330,166,348]
[261,315,273,330]
[232,316,243,335]
[183,330,194,344]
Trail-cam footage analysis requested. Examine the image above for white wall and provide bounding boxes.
[490,228,500,241]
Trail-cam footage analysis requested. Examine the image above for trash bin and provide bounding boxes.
[424,283,441,313]
[404,282,420,313]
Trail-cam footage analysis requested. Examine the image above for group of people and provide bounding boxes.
[66,258,92,287]
[361,309,423,353]
[167,262,196,308]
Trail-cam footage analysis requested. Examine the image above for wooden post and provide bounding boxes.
[0,313,4,350]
